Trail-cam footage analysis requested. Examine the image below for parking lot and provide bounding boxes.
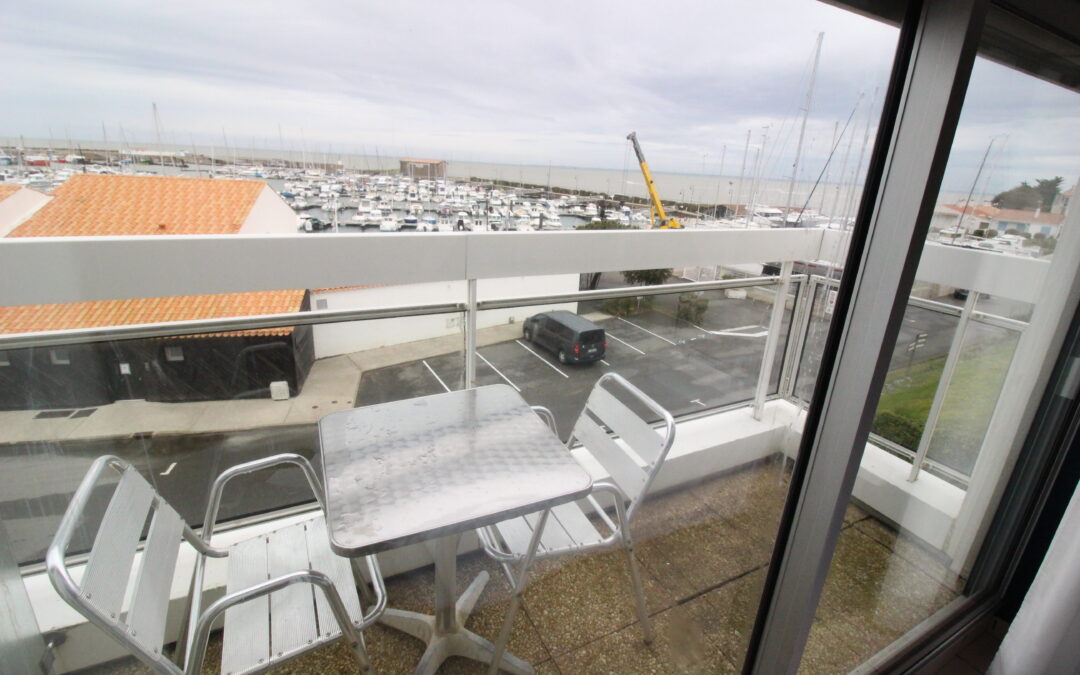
[357,293,789,440]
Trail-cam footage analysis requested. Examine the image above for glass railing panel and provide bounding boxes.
[871,305,960,453]
[924,320,1020,477]
[0,309,466,567]
[476,280,795,440]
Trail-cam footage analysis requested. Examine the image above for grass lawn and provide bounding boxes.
[873,337,1017,476]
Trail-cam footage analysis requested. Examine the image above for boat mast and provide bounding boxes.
[102,122,111,167]
[784,32,824,226]
[954,135,999,242]
[736,129,750,217]
[820,120,838,214]
[842,86,877,228]
[713,144,726,218]
[830,93,860,227]
[153,103,165,168]
[745,127,769,227]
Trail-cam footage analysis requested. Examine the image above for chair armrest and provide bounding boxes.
[185,569,362,675]
[360,555,387,629]
[530,405,557,434]
[201,453,325,543]
[590,482,632,540]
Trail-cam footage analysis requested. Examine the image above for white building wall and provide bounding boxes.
[238,185,299,234]
[311,275,579,358]
[0,188,51,237]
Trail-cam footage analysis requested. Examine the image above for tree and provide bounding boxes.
[1035,177,1064,211]
[992,176,1064,211]
[575,219,631,230]
[992,181,1041,210]
[622,268,673,286]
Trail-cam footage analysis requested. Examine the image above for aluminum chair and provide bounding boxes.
[47,454,386,675]
[478,372,676,643]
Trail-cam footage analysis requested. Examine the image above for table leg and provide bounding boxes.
[379,534,534,674]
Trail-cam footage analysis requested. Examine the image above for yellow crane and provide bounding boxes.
[627,132,682,229]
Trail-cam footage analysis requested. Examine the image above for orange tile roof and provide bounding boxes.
[943,203,998,219]
[0,184,21,202]
[7,174,266,237]
[0,290,305,337]
[992,208,1064,225]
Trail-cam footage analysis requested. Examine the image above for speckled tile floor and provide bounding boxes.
[79,455,963,674]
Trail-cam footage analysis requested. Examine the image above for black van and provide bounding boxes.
[522,311,606,364]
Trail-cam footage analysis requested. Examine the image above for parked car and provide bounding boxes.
[523,311,606,364]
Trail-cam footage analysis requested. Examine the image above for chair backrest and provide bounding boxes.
[569,373,676,519]
[47,456,191,675]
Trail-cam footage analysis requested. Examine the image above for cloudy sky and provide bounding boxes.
[2,0,1076,193]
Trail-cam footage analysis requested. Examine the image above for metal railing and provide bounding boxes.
[786,275,1030,485]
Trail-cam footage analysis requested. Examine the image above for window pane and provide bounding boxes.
[804,46,1080,671]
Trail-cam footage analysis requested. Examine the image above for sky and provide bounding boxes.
[1,0,1076,194]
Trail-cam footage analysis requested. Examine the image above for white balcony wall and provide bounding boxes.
[310,275,578,358]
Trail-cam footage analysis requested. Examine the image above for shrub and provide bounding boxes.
[676,293,709,324]
[603,296,652,317]
[973,229,986,238]
[871,411,924,449]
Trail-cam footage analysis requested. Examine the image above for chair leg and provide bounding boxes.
[346,633,375,675]
[350,557,380,607]
[623,540,655,644]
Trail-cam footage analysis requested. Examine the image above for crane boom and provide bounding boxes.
[627,132,682,229]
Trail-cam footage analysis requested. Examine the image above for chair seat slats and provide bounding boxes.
[83,467,155,621]
[126,502,184,656]
[550,502,603,545]
[495,503,603,556]
[222,536,270,675]
[305,517,364,639]
[587,385,664,465]
[267,522,319,660]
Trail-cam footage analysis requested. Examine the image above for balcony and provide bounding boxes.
[0,222,1042,673]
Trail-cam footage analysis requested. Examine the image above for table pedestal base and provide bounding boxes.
[379,536,533,675]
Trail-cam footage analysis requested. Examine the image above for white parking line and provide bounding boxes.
[618,317,676,345]
[600,359,611,366]
[160,462,177,476]
[477,352,521,392]
[422,359,452,392]
[686,321,769,338]
[514,340,569,378]
[605,332,646,355]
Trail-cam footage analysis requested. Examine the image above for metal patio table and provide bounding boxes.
[318,384,593,675]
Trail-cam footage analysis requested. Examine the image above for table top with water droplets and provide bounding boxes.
[319,384,593,556]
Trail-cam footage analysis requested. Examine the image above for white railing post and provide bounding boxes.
[754,260,793,420]
[465,278,478,389]
[907,290,978,481]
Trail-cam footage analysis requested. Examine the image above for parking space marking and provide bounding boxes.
[686,320,769,338]
[606,332,646,355]
[422,359,452,392]
[477,352,521,392]
[160,462,177,476]
[600,359,611,366]
[514,340,570,378]
[618,317,676,345]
